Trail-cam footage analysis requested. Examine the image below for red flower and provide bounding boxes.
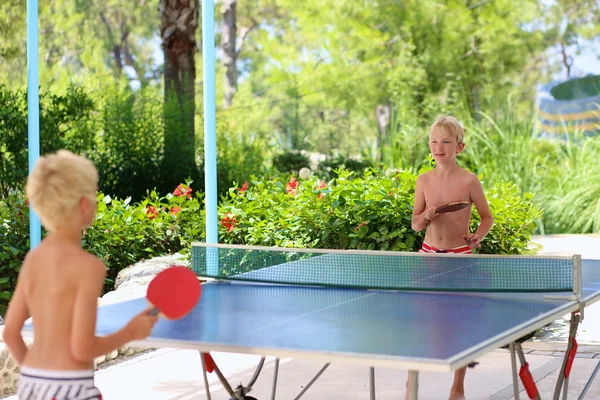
[316,180,326,199]
[170,206,181,215]
[221,212,237,232]
[173,184,192,199]
[286,177,298,195]
[146,206,158,220]
[239,182,249,192]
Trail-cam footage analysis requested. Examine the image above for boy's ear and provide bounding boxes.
[457,142,465,153]
[80,196,91,213]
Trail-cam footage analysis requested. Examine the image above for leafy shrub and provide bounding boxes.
[0,169,543,314]
[272,150,311,174]
[314,153,374,181]
[91,84,167,202]
[83,182,205,291]
[212,126,271,198]
[470,183,542,254]
[0,182,206,307]
[218,168,542,254]
[0,190,30,314]
[0,84,95,198]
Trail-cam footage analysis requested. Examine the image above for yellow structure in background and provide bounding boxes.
[535,74,600,139]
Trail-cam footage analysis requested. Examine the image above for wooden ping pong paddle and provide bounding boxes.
[146,266,201,320]
[435,201,469,214]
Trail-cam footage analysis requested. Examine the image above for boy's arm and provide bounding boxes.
[2,262,31,365]
[70,258,134,362]
[469,175,494,240]
[412,175,430,232]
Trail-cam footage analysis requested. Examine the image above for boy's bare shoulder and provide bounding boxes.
[51,245,106,281]
[74,250,107,278]
[457,167,480,182]
[416,169,435,182]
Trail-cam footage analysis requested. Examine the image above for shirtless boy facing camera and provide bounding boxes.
[409,115,494,400]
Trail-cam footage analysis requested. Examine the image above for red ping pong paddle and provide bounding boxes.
[435,201,469,214]
[146,266,201,320]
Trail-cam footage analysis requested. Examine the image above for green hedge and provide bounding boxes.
[0,169,542,314]
[0,182,205,312]
[219,168,542,254]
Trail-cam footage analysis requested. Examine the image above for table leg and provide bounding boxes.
[553,312,580,400]
[271,358,280,400]
[510,342,520,400]
[370,367,376,400]
[200,352,212,400]
[293,363,330,400]
[408,371,418,400]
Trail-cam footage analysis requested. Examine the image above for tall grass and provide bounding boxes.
[540,135,600,233]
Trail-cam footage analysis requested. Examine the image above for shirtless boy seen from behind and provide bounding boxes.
[408,115,494,400]
[2,150,158,400]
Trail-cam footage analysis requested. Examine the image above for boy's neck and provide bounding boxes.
[50,228,83,247]
[434,162,459,177]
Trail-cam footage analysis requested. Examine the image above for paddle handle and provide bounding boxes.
[147,307,160,316]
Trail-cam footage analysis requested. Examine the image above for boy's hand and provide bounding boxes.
[463,233,481,249]
[125,307,159,341]
[424,206,440,222]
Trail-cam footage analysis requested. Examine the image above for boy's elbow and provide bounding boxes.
[2,325,21,347]
[411,221,425,232]
[411,218,420,232]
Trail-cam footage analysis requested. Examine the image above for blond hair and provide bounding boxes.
[429,114,464,144]
[26,150,98,232]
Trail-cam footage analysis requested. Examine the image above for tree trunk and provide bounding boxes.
[159,0,199,191]
[221,0,237,108]
[375,104,390,161]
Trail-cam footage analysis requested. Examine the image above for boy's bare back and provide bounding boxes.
[18,236,106,370]
[2,150,158,382]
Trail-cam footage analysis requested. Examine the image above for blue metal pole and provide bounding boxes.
[202,0,218,274]
[27,0,41,249]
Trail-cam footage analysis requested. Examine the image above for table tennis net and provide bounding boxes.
[191,243,576,293]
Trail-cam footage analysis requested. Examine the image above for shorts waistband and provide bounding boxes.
[20,366,95,379]
[419,241,472,254]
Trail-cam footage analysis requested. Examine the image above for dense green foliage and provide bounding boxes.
[0,170,542,313]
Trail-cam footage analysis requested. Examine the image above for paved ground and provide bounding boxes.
[76,346,600,399]
[5,234,600,399]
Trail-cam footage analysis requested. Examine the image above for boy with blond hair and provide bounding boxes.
[2,150,157,399]
[409,115,494,400]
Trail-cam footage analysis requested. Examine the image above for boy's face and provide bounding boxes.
[429,128,464,164]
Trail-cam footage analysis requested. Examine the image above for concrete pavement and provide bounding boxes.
[70,346,600,399]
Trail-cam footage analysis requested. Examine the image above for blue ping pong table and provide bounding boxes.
[27,243,600,399]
